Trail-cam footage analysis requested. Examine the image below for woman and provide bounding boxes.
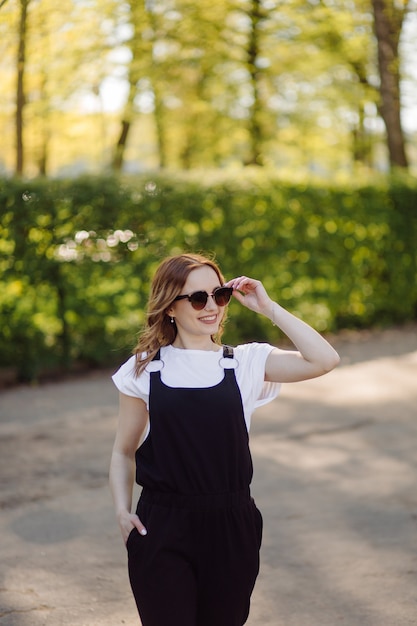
[109,252,339,626]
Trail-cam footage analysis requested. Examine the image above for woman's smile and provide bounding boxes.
[198,313,218,324]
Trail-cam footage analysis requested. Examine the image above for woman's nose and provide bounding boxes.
[204,294,217,310]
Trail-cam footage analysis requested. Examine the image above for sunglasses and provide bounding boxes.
[174,286,233,310]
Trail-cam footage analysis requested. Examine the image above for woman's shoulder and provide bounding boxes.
[232,342,276,375]
[114,354,137,374]
[234,342,275,357]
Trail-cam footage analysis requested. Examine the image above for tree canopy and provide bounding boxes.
[0,0,416,176]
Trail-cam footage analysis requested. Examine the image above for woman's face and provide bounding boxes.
[168,265,226,347]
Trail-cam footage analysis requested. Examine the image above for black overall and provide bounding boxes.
[126,347,263,626]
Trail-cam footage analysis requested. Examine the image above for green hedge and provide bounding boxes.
[1,172,416,381]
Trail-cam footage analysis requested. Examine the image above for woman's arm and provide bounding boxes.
[225,276,340,383]
[109,392,149,543]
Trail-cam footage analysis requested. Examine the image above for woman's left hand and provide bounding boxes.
[224,276,272,315]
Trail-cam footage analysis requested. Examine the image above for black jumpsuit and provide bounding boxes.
[126,347,263,626]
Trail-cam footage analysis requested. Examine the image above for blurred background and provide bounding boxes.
[0,0,416,384]
[1,0,417,175]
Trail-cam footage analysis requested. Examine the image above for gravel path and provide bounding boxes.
[1,325,417,625]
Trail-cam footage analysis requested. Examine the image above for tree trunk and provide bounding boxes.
[371,0,408,169]
[112,112,133,172]
[38,126,51,176]
[16,0,29,176]
[38,72,50,176]
[146,7,167,170]
[152,82,167,169]
[246,0,264,166]
[112,0,144,172]
[352,102,373,166]
[112,0,167,172]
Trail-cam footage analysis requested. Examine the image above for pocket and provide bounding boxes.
[125,526,139,551]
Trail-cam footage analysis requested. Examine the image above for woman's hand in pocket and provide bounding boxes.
[118,510,147,545]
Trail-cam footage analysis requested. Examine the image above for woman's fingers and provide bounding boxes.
[120,513,147,544]
[135,518,148,536]
[225,276,272,314]
[225,276,260,293]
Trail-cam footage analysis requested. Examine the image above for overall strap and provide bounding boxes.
[153,349,161,360]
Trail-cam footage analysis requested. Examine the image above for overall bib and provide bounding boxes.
[126,347,263,626]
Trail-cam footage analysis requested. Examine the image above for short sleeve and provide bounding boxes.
[111,355,150,407]
[256,380,281,407]
[234,343,281,428]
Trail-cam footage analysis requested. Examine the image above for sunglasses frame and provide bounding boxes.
[174,286,233,310]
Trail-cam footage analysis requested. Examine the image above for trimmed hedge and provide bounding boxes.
[1,172,416,381]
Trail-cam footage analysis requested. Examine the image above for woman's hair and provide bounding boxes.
[133,253,227,375]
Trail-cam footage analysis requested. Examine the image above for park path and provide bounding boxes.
[1,325,417,625]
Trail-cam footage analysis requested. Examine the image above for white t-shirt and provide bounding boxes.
[112,342,281,432]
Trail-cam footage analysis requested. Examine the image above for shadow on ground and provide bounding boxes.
[1,324,416,625]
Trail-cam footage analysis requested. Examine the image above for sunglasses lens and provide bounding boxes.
[186,287,232,310]
[189,291,208,310]
[214,287,233,306]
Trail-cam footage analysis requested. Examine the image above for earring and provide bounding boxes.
[170,317,175,324]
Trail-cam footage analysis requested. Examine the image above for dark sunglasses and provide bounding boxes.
[174,286,233,310]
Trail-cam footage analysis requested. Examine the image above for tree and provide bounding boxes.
[15,0,29,175]
[112,0,154,170]
[302,0,379,168]
[371,0,410,168]
[243,0,266,165]
[1,0,415,175]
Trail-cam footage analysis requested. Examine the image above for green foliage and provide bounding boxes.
[1,0,416,176]
[1,172,416,381]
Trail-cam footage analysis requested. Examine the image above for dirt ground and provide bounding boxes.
[1,325,417,626]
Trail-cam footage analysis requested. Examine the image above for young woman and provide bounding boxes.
[109,253,340,626]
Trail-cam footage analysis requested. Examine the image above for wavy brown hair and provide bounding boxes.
[133,253,228,376]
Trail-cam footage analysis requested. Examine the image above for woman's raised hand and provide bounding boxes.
[224,276,272,316]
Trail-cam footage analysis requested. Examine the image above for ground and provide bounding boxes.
[1,325,417,626]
